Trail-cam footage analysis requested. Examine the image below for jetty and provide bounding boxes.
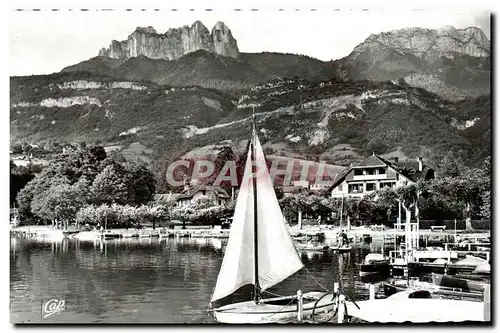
[10,225,231,240]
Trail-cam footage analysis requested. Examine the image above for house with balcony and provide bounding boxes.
[328,154,435,199]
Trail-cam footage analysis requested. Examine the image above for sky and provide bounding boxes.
[9,8,491,76]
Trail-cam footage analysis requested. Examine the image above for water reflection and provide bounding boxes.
[11,237,388,323]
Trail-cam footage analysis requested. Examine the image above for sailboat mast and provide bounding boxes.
[251,108,261,303]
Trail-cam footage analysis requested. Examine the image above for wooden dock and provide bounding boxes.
[10,226,231,240]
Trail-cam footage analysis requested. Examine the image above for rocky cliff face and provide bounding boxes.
[336,26,490,99]
[349,26,490,62]
[211,21,239,58]
[98,21,240,60]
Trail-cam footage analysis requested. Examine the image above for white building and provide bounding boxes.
[329,154,435,199]
[175,185,231,207]
[310,181,335,192]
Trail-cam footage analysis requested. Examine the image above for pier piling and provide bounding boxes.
[369,284,375,300]
[296,290,303,322]
[484,285,491,322]
[337,294,346,323]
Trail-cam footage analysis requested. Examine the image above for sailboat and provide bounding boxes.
[210,126,336,324]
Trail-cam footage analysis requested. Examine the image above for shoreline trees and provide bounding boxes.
[16,146,157,228]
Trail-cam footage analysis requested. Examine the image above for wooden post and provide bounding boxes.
[337,294,346,323]
[484,285,490,322]
[454,219,457,241]
[296,290,303,322]
[398,201,402,229]
[298,210,302,230]
[369,284,375,300]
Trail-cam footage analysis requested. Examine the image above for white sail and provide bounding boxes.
[211,130,304,303]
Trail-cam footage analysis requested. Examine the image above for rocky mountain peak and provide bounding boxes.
[211,21,239,58]
[353,25,490,60]
[135,26,157,34]
[98,21,239,60]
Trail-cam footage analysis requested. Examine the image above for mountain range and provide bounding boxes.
[10,21,491,181]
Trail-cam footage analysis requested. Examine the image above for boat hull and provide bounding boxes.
[330,246,352,253]
[296,244,329,252]
[346,298,485,322]
[359,262,390,277]
[213,291,335,324]
[431,273,489,292]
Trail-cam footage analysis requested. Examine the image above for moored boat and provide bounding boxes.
[431,273,489,292]
[73,231,101,241]
[383,279,483,300]
[295,242,329,252]
[472,261,490,275]
[359,253,390,277]
[347,289,486,322]
[330,245,352,253]
[214,291,335,324]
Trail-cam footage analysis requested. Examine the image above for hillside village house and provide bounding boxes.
[175,184,231,207]
[310,180,335,192]
[329,154,435,199]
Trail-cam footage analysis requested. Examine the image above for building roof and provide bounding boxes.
[282,186,304,194]
[154,193,181,202]
[352,155,387,168]
[327,154,435,192]
[176,185,230,200]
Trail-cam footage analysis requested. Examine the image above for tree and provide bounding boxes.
[437,151,462,178]
[16,167,68,222]
[431,175,482,230]
[31,180,88,227]
[212,146,237,192]
[124,162,156,205]
[357,200,374,225]
[91,163,130,205]
[10,161,40,206]
[11,143,23,154]
[370,187,399,225]
[17,145,159,225]
[344,198,360,225]
[479,156,491,220]
[367,139,388,155]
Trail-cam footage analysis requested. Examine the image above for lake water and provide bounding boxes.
[10,236,386,323]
